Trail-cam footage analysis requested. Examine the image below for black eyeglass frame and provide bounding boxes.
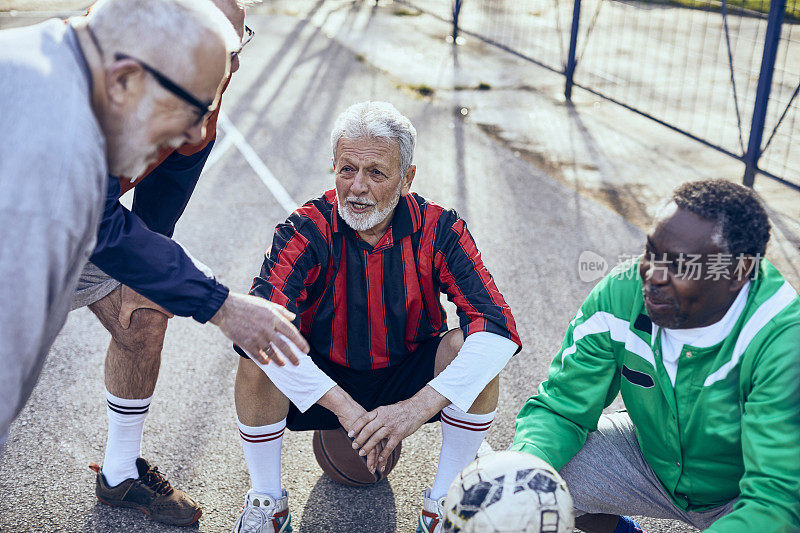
[114,52,212,124]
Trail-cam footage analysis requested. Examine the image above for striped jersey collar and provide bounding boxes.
[331,191,423,246]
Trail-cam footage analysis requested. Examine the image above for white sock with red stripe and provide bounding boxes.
[430,405,495,500]
[102,390,151,487]
[237,418,285,500]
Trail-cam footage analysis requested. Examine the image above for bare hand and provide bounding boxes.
[210,292,308,365]
[118,285,174,329]
[348,400,427,473]
[318,387,383,474]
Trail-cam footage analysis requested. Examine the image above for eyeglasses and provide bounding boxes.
[231,25,255,63]
[86,27,211,124]
[114,53,212,125]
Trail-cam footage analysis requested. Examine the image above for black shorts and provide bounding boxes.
[240,333,446,431]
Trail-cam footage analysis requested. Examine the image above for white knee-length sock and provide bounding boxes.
[430,405,495,500]
[237,418,285,500]
[102,390,151,487]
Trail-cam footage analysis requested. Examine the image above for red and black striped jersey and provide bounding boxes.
[249,189,521,371]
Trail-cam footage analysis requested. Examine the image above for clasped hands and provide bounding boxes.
[337,385,449,475]
[342,400,426,474]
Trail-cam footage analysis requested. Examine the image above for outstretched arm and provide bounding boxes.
[91,174,228,322]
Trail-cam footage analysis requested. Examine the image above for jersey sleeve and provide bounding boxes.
[433,211,521,349]
[248,211,328,326]
[705,319,800,533]
[511,271,627,470]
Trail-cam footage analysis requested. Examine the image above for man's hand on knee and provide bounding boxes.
[118,285,173,329]
[89,286,167,342]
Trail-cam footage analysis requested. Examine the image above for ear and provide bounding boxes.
[105,58,146,107]
[400,165,416,196]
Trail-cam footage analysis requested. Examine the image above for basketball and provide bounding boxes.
[312,428,402,486]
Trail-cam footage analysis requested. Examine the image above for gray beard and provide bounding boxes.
[337,182,402,232]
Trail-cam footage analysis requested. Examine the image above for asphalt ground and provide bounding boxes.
[1,1,798,532]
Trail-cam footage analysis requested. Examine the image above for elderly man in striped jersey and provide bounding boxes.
[513,179,800,533]
[230,101,521,533]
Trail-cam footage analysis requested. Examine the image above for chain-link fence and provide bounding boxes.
[397,0,800,191]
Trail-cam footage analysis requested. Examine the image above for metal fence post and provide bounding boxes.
[452,0,463,40]
[743,0,786,187]
[565,0,582,101]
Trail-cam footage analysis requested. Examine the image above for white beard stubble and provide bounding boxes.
[337,180,403,232]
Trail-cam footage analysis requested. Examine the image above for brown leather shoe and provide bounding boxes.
[89,458,202,526]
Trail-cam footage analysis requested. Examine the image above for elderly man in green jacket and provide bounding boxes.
[513,179,799,533]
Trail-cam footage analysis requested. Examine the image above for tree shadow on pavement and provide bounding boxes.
[564,102,653,229]
[299,475,397,532]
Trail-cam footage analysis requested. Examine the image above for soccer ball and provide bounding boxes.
[442,451,574,533]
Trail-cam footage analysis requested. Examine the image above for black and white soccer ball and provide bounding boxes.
[442,451,574,533]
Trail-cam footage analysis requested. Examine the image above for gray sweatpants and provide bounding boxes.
[559,412,735,530]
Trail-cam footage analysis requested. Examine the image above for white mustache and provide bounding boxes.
[346,197,376,206]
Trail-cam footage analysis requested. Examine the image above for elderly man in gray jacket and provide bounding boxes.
[0,0,306,471]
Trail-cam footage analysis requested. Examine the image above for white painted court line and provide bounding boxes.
[217,112,298,213]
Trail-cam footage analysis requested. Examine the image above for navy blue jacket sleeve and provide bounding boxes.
[89,144,228,323]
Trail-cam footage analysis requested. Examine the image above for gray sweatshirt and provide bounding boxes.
[0,19,107,441]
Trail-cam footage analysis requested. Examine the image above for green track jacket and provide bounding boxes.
[512,259,800,532]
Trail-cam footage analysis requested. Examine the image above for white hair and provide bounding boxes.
[330,101,417,176]
[87,0,239,79]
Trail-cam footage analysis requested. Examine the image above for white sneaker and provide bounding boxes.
[416,488,446,533]
[231,489,291,533]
